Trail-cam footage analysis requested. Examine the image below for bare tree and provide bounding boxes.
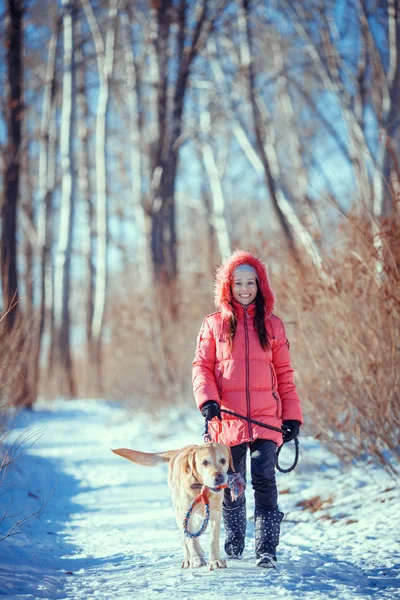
[198,87,232,259]
[148,0,227,285]
[75,16,95,356]
[54,0,77,396]
[279,0,399,278]
[238,0,333,282]
[35,16,61,395]
[81,0,119,381]
[120,4,150,287]
[1,0,24,331]
[357,0,400,217]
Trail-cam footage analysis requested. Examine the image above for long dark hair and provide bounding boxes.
[227,289,269,350]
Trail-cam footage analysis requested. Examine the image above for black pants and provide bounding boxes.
[223,439,278,510]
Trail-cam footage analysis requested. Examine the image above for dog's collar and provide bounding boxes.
[190,482,225,493]
[190,483,203,489]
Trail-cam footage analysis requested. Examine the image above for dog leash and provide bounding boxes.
[203,409,299,473]
[183,473,246,539]
[183,486,211,539]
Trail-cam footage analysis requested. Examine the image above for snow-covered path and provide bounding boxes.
[0,400,399,599]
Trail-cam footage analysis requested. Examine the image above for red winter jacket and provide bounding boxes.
[192,250,303,447]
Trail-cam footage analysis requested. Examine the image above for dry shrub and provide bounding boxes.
[0,310,41,542]
[0,312,34,413]
[100,268,215,412]
[296,494,335,513]
[274,214,400,477]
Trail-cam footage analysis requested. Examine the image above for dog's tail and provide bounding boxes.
[111,448,176,466]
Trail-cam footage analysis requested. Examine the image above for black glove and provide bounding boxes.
[200,400,221,422]
[282,420,301,443]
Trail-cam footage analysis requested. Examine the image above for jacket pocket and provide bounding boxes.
[270,364,282,418]
[272,391,282,418]
[216,369,223,398]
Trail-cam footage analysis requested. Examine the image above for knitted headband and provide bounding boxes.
[232,264,258,280]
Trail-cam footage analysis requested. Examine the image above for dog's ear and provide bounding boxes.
[187,448,196,473]
[187,448,201,481]
[227,446,235,472]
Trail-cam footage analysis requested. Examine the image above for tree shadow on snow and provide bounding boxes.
[276,545,400,597]
[0,445,125,599]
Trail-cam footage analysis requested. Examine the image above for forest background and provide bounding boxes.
[0,0,399,476]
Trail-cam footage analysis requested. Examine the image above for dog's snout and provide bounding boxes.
[213,473,225,485]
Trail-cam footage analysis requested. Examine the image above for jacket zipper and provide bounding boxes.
[270,363,281,418]
[244,308,253,441]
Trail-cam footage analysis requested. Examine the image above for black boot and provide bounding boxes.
[254,507,284,568]
[223,501,247,559]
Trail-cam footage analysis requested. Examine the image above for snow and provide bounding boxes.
[0,399,399,599]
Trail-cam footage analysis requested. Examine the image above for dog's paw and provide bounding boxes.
[190,556,207,568]
[209,558,227,570]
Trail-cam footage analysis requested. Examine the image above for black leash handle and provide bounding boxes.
[276,436,299,473]
[203,409,299,473]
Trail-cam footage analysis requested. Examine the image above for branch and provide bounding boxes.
[0,480,57,542]
[80,0,105,74]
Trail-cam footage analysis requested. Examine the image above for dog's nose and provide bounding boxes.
[213,473,225,485]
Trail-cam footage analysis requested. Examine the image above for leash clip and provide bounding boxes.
[203,418,212,443]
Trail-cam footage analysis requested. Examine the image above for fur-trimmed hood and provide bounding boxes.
[214,250,275,320]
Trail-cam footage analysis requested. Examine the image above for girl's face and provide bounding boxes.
[232,272,257,306]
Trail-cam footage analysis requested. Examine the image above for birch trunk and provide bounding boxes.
[199,94,231,259]
[81,0,119,378]
[120,8,151,287]
[75,17,95,352]
[54,0,76,396]
[36,19,59,387]
[45,93,57,377]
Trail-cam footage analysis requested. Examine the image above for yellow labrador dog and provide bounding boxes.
[112,443,234,570]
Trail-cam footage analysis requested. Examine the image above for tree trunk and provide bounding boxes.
[149,0,226,283]
[151,167,178,282]
[75,17,95,354]
[45,95,57,379]
[121,7,151,287]
[36,18,60,395]
[1,0,23,331]
[54,0,76,396]
[81,0,119,386]
[148,0,174,283]
[199,92,231,260]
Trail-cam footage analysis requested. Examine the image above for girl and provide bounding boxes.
[192,250,303,568]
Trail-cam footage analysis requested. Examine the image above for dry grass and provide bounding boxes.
[0,312,34,412]
[296,494,335,513]
[274,214,400,476]
[0,311,45,542]
[98,271,214,412]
